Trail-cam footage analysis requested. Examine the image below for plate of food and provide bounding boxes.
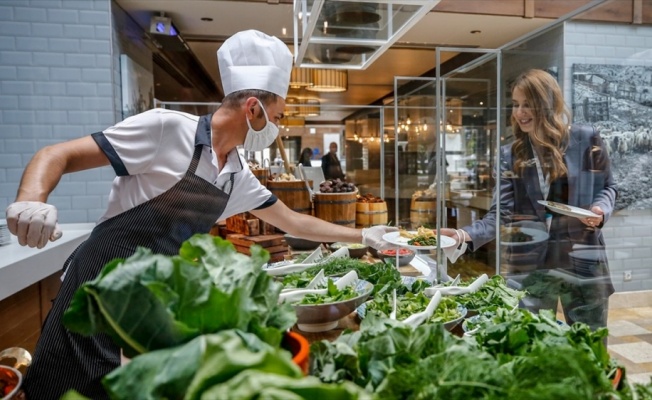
[537,200,599,219]
[500,226,549,246]
[382,227,457,250]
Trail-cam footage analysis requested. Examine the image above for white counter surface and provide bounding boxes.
[0,223,95,301]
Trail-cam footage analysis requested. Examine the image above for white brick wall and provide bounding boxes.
[0,0,117,222]
[0,0,151,225]
[564,21,652,292]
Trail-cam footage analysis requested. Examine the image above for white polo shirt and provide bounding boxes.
[92,109,275,224]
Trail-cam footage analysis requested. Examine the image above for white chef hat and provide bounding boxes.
[217,29,293,99]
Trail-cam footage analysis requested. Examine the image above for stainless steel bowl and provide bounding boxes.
[294,279,374,332]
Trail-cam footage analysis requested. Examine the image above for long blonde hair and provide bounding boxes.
[511,69,571,181]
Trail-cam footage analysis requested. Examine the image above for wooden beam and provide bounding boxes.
[633,0,643,23]
[524,0,535,18]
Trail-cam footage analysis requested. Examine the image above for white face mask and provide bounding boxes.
[243,99,279,152]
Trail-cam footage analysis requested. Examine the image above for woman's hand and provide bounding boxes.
[581,205,604,228]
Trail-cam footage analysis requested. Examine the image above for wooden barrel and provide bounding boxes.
[355,201,388,228]
[251,168,268,187]
[313,192,357,227]
[410,197,436,228]
[267,180,312,215]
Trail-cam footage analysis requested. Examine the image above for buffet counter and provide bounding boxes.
[0,223,94,301]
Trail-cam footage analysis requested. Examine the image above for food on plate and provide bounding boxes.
[319,178,356,193]
[399,226,438,246]
[399,226,434,239]
[547,201,572,211]
[500,226,534,243]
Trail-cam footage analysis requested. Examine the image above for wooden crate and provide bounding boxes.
[226,213,260,236]
[226,233,288,262]
[225,213,278,236]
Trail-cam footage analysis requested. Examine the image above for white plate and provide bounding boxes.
[500,227,549,246]
[537,200,599,219]
[382,231,457,250]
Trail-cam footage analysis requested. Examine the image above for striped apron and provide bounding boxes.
[24,115,233,399]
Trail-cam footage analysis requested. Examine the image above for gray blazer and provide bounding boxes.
[464,124,617,253]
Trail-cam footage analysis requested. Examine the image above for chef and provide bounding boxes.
[5,29,395,399]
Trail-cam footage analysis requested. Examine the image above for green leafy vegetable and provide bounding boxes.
[63,234,296,357]
[299,279,358,305]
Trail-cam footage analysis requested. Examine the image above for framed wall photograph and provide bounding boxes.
[120,54,154,119]
[572,63,652,211]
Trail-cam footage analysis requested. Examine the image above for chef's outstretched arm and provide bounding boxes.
[250,200,396,250]
[6,136,109,248]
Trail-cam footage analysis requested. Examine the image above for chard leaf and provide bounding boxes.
[102,330,299,400]
[63,234,297,357]
[197,370,370,400]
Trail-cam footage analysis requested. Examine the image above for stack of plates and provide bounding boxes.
[0,219,10,246]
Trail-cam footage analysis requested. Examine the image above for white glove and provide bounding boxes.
[6,201,62,248]
[361,225,398,251]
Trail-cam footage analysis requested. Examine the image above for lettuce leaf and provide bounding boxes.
[63,234,296,357]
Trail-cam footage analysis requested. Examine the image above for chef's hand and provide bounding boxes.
[6,201,62,248]
[581,205,604,228]
[439,228,469,246]
[362,225,399,251]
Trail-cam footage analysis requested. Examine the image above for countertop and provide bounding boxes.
[0,223,95,301]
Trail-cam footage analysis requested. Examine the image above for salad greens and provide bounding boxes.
[299,279,358,305]
[62,330,370,400]
[310,312,623,399]
[282,259,403,296]
[63,234,296,357]
[365,291,463,324]
[454,275,526,312]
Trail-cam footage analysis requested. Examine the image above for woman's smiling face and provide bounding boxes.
[512,87,534,133]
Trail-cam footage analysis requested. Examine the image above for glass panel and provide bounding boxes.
[295,0,437,68]
[439,52,500,282]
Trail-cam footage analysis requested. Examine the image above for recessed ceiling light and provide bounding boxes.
[470,30,481,34]
[201,17,213,22]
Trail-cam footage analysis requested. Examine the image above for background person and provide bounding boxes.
[441,69,617,329]
[321,141,345,180]
[298,147,313,167]
[6,29,394,399]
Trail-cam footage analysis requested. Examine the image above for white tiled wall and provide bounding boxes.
[564,21,652,292]
[0,0,116,223]
[0,1,151,224]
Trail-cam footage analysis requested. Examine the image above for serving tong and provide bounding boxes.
[265,247,349,276]
[424,273,489,297]
[281,269,326,294]
[278,270,359,304]
[402,290,442,329]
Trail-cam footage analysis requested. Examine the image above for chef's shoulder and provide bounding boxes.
[109,109,199,133]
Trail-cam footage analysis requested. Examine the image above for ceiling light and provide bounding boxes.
[296,99,320,117]
[285,97,299,116]
[289,67,313,89]
[307,69,347,92]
